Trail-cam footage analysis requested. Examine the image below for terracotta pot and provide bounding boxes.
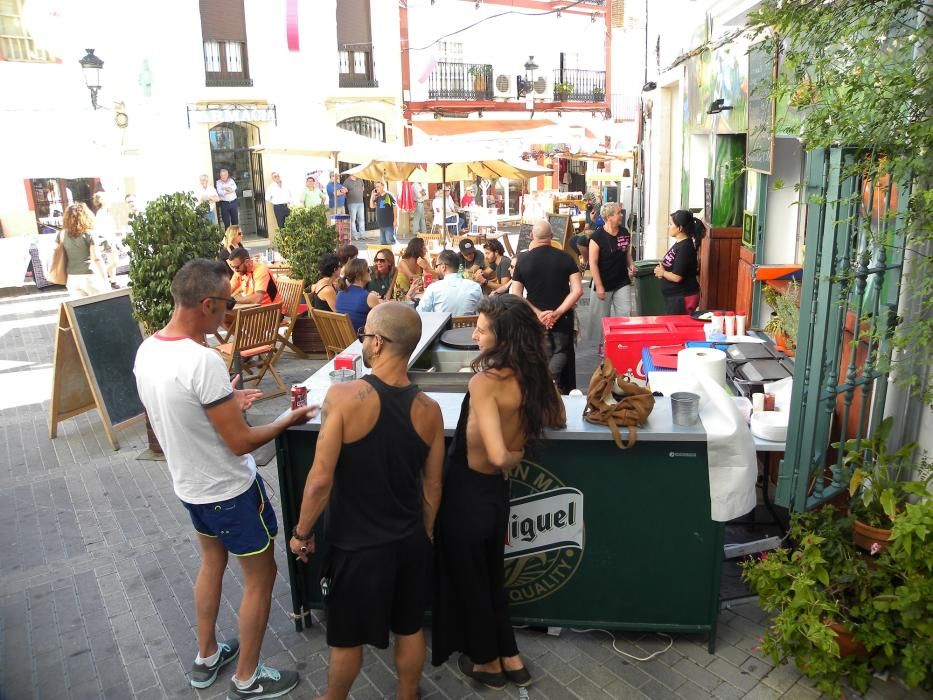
[826,621,868,658]
[291,316,326,354]
[473,75,487,93]
[852,518,892,553]
[145,412,163,455]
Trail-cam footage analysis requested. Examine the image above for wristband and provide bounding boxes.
[292,526,313,541]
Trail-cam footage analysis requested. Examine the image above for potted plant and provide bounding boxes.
[468,65,488,94]
[554,81,574,101]
[592,85,605,101]
[762,282,800,354]
[125,192,222,451]
[742,501,933,697]
[835,415,930,551]
[274,204,338,354]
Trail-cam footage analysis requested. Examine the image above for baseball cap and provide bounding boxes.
[459,239,475,254]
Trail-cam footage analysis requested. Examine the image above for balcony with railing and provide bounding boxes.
[428,62,493,100]
[552,69,606,102]
[338,43,378,88]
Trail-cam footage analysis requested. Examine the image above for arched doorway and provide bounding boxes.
[209,122,267,237]
[337,116,385,231]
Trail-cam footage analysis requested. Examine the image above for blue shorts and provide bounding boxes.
[182,477,278,557]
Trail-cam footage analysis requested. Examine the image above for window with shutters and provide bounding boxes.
[336,0,377,88]
[0,0,55,62]
[199,0,252,87]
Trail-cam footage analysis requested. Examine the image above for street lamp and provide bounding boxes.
[517,55,538,101]
[79,48,104,110]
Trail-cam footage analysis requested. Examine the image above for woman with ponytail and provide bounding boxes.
[655,209,706,314]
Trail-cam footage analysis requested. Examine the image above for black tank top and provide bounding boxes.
[310,283,334,311]
[324,374,429,550]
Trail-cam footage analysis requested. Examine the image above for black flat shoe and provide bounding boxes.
[503,666,532,687]
[457,654,507,691]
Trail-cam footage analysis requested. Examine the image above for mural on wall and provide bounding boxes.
[713,135,745,227]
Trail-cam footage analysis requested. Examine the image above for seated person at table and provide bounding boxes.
[397,237,432,296]
[368,247,398,299]
[336,244,358,291]
[433,187,464,232]
[309,253,341,312]
[473,240,510,294]
[460,186,476,229]
[228,248,280,306]
[419,250,482,316]
[457,239,485,276]
[336,259,383,331]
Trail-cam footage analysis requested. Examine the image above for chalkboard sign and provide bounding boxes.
[547,213,570,247]
[747,41,776,174]
[49,289,146,450]
[515,223,534,253]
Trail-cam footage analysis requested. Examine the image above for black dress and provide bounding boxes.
[432,392,519,666]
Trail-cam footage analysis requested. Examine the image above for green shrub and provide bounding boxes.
[275,204,338,289]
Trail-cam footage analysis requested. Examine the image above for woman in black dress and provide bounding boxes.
[432,295,566,689]
[308,253,340,312]
[655,209,706,314]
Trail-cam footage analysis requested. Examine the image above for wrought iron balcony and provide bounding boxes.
[428,62,494,100]
[552,69,607,102]
[339,43,378,88]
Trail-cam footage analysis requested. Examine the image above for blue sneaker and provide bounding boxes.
[190,639,239,688]
[227,663,299,699]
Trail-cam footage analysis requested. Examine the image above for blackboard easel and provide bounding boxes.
[514,223,534,254]
[49,289,146,450]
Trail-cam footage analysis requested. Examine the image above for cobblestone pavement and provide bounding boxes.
[1,284,929,700]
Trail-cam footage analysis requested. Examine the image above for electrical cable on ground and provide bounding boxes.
[570,627,675,662]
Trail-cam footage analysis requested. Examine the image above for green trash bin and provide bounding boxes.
[634,259,666,316]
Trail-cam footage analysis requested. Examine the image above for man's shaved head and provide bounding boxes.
[532,220,553,240]
[368,302,421,358]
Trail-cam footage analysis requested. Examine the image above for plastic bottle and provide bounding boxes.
[458,262,465,279]
[724,311,736,336]
[711,311,724,334]
[736,313,747,336]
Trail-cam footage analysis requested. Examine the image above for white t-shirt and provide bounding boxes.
[134,334,256,504]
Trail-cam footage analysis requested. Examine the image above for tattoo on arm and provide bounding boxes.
[356,384,375,402]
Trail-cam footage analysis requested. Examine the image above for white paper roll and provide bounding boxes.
[677,347,728,386]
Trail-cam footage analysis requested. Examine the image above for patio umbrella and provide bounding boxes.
[344,143,551,242]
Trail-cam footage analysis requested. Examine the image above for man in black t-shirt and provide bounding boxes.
[369,181,398,245]
[511,220,583,393]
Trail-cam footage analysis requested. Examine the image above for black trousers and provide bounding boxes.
[273,203,290,228]
[219,199,239,228]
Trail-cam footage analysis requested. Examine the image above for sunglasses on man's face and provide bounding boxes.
[202,296,236,310]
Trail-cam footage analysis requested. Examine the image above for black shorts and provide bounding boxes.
[322,529,431,649]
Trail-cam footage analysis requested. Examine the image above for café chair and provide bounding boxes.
[469,207,499,237]
[450,315,479,329]
[310,309,356,359]
[431,203,459,238]
[416,233,444,249]
[216,304,286,399]
[272,277,308,362]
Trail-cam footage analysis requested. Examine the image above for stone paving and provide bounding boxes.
[0,279,929,700]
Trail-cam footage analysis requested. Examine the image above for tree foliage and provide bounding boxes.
[125,193,222,334]
[275,204,338,290]
[747,0,932,403]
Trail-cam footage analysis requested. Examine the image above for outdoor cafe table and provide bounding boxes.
[272,311,782,652]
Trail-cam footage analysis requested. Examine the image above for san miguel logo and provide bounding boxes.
[504,460,584,605]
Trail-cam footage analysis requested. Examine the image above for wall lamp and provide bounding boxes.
[79,48,104,110]
[707,98,733,114]
[642,81,657,92]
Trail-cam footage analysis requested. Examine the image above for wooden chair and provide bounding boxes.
[310,308,357,358]
[449,235,478,250]
[415,233,444,248]
[272,277,308,362]
[216,305,286,399]
[450,315,479,329]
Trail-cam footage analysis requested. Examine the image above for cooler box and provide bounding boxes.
[602,315,706,379]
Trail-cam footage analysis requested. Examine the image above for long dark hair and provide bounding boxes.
[471,295,566,438]
[403,237,426,260]
[670,209,707,248]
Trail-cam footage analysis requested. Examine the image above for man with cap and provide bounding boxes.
[418,249,482,316]
[457,239,485,277]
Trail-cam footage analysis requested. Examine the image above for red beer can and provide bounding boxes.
[290,384,308,410]
[423,272,433,286]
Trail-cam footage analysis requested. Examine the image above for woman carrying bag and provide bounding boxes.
[56,203,109,298]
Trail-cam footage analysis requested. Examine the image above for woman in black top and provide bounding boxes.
[309,253,340,312]
[655,209,705,314]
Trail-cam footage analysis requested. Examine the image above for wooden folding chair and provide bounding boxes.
[216,304,286,399]
[450,315,479,329]
[272,277,308,362]
[310,308,357,359]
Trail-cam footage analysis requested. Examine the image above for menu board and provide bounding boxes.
[515,223,534,253]
[747,41,776,174]
[546,213,570,247]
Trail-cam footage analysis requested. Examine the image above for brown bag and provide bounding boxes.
[47,233,68,286]
[583,359,655,449]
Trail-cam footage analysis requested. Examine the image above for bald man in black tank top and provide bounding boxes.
[289,302,444,700]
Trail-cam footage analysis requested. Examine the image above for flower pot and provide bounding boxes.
[556,91,570,102]
[291,316,326,354]
[852,518,892,553]
[145,412,163,455]
[473,75,487,94]
[825,621,868,658]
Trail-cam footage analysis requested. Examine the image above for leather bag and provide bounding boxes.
[583,358,655,449]
[47,233,68,286]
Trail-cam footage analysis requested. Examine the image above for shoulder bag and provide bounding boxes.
[47,233,68,286]
[582,358,655,449]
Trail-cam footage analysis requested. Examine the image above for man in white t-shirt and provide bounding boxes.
[216,168,238,228]
[197,174,220,225]
[134,259,318,699]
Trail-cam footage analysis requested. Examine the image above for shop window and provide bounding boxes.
[199,0,252,87]
[336,0,376,87]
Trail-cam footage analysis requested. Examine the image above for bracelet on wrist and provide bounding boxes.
[292,526,313,541]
